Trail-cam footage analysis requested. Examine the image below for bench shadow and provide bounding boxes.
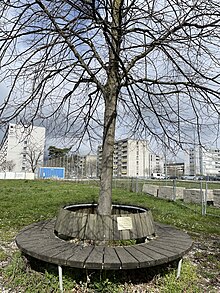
[23,253,181,286]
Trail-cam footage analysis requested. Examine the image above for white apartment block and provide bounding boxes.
[98,138,164,178]
[150,153,164,175]
[74,154,97,178]
[0,123,46,173]
[185,147,220,176]
[83,154,97,178]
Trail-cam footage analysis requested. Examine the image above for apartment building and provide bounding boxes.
[97,138,164,178]
[45,153,97,178]
[185,147,220,176]
[164,162,185,178]
[72,154,97,178]
[0,123,46,173]
[150,153,164,175]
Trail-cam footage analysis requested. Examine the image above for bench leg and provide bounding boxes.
[176,258,183,279]
[58,265,63,292]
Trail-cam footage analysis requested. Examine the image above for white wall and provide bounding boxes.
[0,172,35,179]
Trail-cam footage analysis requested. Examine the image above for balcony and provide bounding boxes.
[121,171,127,175]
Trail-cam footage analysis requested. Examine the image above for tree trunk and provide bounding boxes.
[97,0,122,215]
[97,90,118,215]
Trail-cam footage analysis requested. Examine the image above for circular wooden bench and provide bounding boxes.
[15,204,192,291]
[54,204,155,242]
[16,219,192,270]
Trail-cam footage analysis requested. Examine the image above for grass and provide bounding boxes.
[0,179,99,241]
[121,178,220,193]
[1,252,202,293]
[155,261,200,293]
[0,179,220,292]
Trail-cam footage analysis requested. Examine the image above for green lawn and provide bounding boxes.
[1,179,219,238]
[1,179,220,292]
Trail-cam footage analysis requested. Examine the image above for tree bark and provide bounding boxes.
[97,0,122,215]
[97,93,117,215]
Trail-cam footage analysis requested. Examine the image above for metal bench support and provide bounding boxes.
[176,258,183,279]
[58,265,63,293]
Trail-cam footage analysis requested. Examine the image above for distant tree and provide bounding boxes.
[1,1,220,214]
[25,146,44,173]
[0,160,16,172]
[48,146,70,159]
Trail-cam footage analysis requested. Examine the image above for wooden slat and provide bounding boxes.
[64,213,78,238]
[102,247,121,269]
[123,245,155,268]
[78,214,88,239]
[102,215,113,241]
[54,209,70,235]
[51,244,84,266]
[96,215,105,240]
[66,245,94,268]
[139,213,151,237]
[84,246,105,269]
[43,242,73,264]
[151,241,183,254]
[114,247,139,269]
[153,237,192,250]
[112,215,120,240]
[132,213,143,239]
[142,243,181,262]
[145,211,155,235]
[18,239,69,264]
[85,213,97,240]
[133,244,168,265]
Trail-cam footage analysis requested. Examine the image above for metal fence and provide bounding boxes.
[112,178,220,217]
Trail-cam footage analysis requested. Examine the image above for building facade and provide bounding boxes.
[164,162,185,178]
[150,153,164,175]
[0,123,46,173]
[185,147,220,176]
[98,138,164,178]
[45,154,97,178]
[75,154,97,178]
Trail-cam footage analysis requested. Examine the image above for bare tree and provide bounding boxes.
[1,1,220,214]
[24,145,44,173]
[0,160,16,172]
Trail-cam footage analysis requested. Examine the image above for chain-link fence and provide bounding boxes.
[112,178,220,217]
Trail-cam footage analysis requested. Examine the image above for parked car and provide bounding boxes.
[151,173,166,179]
